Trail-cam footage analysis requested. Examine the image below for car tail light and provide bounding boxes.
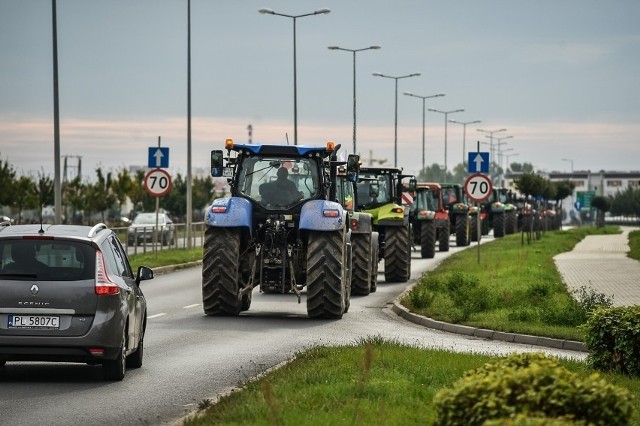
[95,250,120,296]
[211,205,227,213]
[89,348,105,356]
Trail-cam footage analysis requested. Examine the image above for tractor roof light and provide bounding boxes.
[326,141,335,151]
[225,138,234,150]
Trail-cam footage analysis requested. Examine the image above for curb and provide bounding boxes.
[152,260,203,276]
[391,283,588,353]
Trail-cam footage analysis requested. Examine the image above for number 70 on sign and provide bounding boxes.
[464,173,493,203]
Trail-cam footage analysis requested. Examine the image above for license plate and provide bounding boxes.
[222,167,234,178]
[8,315,60,329]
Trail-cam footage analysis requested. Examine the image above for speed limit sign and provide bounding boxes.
[144,169,173,197]
[464,173,493,203]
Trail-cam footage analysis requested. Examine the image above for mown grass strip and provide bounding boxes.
[183,338,640,426]
[402,226,620,341]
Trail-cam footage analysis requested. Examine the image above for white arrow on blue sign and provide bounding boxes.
[468,152,489,173]
[148,147,169,168]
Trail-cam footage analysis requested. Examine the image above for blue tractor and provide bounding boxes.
[203,139,358,319]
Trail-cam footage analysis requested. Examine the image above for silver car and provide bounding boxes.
[127,212,176,246]
[0,223,153,381]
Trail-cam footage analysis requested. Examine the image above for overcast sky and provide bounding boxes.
[1,0,639,180]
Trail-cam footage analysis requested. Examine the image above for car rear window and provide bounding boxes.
[0,240,95,281]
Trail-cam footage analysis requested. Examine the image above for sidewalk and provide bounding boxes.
[554,226,640,307]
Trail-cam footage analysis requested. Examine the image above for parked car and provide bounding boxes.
[127,212,176,246]
[0,222,154,381]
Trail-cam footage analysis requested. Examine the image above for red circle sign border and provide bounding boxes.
[144,168,173,197]
[464,173,493,203]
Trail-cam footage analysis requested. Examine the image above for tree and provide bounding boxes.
[591,195,611,228]
[89,168,116,222]
[64,176,85,224]
[0,154,17,208]
[161,173,186,220]
[510,162,535,173]
[418,163,455,184]
[111,167,133,218]
[12,176,38,223]
[514,173,546,198]
[554,180,576,207]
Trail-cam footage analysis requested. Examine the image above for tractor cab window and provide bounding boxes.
[336,176,354,212]
[237,157,319,209]
[357,173,392,208]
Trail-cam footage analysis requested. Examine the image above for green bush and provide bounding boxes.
[484,414,587,425]
[433,353,634,426]
[584,305,640,376]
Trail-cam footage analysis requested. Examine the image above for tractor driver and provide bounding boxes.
[260,167,303,206]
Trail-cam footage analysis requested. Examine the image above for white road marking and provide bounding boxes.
[148,313,166,319]
[182,304,201,309]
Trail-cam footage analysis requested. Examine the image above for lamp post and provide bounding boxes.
[449,119,481,170]
[505,152,519,170]
[372,72,421,167]
[403,92,445,174]
[428,108,464,172]
[493,135,513,163]
[328,45,381,154]
[500,148,514,171]
[561,158,574,173]
[477,128,506,166]
[259,7,331,145]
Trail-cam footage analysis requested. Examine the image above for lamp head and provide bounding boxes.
[258,8,274,14]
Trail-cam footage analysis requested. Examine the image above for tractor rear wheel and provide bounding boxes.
[306,231,346,319]
[505,210,518,234]
[384,224,411,283]
[202,226,242,315]
[420,221,436,258]
[493,212,505,238]
[438,222,450,252]
[351,233,372,296]
[455,215,470,246]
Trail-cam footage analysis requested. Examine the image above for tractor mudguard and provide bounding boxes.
[372,203,408,226]
[299,200,346,231]
[350,211,374,234]
[206,197,252,232]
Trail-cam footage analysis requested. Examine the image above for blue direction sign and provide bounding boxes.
[148,147,169,168]
[468,152,489,173]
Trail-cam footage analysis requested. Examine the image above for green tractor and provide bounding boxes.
[408,182,450,258]
[356,167,415,283]
[440,183,471,247]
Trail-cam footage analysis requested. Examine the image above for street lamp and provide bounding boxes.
[477,128,507,166]
[428,108,464,172]
[403,92,445,173]
[561,158,574,173]
[328,45,381,154]
[259,7,331,145]
[449,119,481,170]
[372,72,421,167]
[505,153,519,171]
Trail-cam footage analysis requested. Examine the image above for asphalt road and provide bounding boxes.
[0,234,586,426]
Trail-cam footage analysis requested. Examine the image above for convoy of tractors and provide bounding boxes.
[201,138,554,319]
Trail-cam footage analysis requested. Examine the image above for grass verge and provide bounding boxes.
[401,226,620,342]
[183,338,640,425]
[129,247,203,271]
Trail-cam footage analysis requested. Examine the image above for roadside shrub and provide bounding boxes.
[484,414,587,425]
[444,272,492,321]
[571,285,614,315]
[507,306,540,323]
[584,305,640,376]
[526,281,553,304]
[433,352,634,426]
[405,285,435,310]
[539,298,584,327]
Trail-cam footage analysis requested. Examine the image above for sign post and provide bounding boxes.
[464,170,493,264]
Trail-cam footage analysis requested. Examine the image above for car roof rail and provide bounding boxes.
[88,223,108,238]
[0,221,11,231]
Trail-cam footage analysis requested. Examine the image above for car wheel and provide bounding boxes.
[126,325,144,369]
[103,327,127,381]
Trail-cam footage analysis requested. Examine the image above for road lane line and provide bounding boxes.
[182,304,201,309]
[148,313,167,319]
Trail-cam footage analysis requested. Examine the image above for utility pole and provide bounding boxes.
[247,124,253,143]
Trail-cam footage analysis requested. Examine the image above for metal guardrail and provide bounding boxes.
[113,221,207,255]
